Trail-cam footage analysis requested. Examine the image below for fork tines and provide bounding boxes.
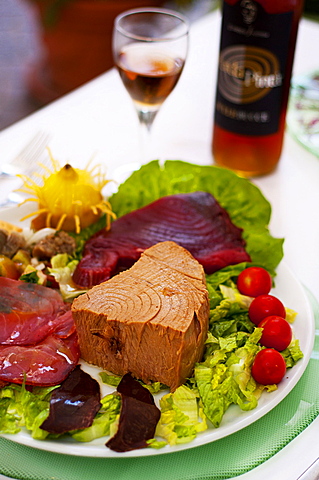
[1,131,51,176]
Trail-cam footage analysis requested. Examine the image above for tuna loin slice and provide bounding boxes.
[72,191,251,288]
[72,241,210,392]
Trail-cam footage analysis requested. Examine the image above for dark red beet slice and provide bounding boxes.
[40,365,101,434]
[73,191,251,288]
[106,373,161,452]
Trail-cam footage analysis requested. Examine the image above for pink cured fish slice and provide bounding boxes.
[0,277,80,386]
[73,191,251,288]
[0,333,80,386]
[0,277,74,345]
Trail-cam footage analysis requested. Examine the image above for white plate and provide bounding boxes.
[0,204,315,458]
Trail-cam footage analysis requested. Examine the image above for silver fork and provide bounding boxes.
[0,131,51,207]
[0,131,51,177]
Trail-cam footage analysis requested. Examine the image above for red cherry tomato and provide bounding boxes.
[251,348,286,385]
[259,315,292,351]
[237,267,272,297]
[248,294,286,326]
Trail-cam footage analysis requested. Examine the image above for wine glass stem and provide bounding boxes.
[137,109,158,164]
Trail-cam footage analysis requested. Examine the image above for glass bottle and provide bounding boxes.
[212,0,304,177]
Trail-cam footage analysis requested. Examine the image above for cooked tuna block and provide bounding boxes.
[72,241,209,391]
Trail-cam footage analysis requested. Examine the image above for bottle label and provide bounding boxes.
[215,0,293,136]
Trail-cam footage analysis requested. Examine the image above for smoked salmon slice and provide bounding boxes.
[72,191,251,288]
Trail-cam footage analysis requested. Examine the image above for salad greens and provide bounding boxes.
[0,161,301,449]
[155,385,208,445]
[48,253,81,301]
[0,383,58,439]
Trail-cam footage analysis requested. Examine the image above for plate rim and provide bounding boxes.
[0,207,315,458]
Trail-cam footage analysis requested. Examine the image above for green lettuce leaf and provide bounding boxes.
[206,263,248,289]
[19,270,43,284]
[0,383,58,439]
[69,214,108,258]
[155,385,207,445]
[281,339,304,368]
[48,253,83,301]
[109,160,284,275]
[194,328,266,427]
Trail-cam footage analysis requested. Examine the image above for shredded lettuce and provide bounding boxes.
[155,385,207,445]
[48,253,83,301]
[282,340,304,368]
[219,284,253,310]
[0,383,58,439]
[194,329,266,428]
[99,372,122,387]
[147,438,168,449]
[190,283,301,430]
[286,307,298,323]
[206,263,248,289]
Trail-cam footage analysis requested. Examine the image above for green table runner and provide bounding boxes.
[1,288,318,480]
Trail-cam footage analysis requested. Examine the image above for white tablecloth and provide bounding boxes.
[0,9,319,480]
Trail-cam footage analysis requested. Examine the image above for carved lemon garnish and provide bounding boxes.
[19,151,116,234]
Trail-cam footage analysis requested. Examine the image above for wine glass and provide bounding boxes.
[112,7,189,169]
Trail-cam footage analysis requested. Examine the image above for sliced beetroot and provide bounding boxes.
[73,191,250,288]
[40,365,101,434]
[106,373,161,452]
[117,372,158,404]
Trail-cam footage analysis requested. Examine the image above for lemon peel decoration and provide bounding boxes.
[18,149,116,234]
